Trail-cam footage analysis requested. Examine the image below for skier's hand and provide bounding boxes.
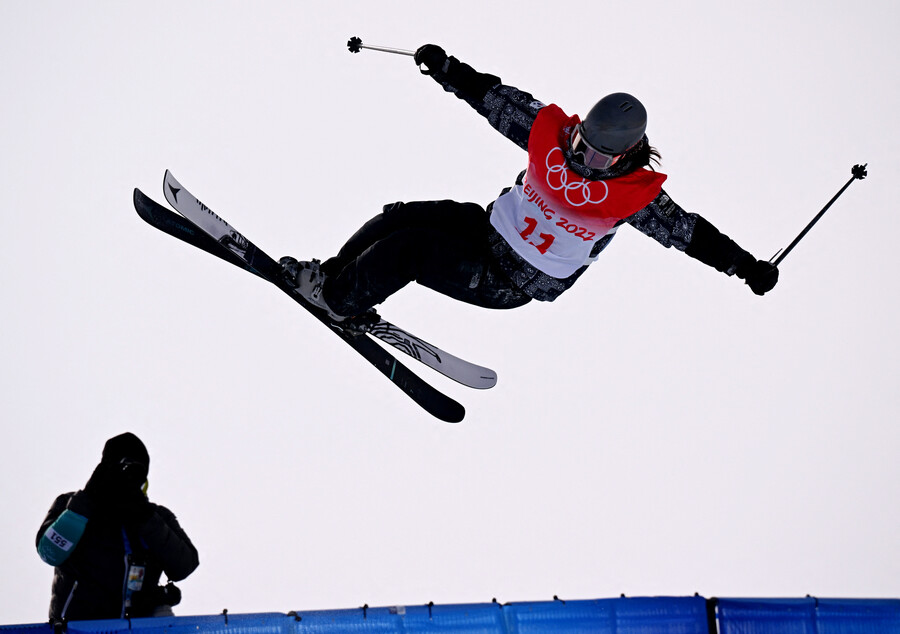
[741,260,779,295]
[414,44,447,75]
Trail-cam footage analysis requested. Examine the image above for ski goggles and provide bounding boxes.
[569,124,622,170]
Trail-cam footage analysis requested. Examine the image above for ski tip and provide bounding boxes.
[442,405,466,423]
[460,374,497,390]
[163,170,184,208]
[133,187,151,212]
[163,169,180,189]
[479,373,498,390]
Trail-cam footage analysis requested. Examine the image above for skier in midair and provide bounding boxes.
[280,44,778,322]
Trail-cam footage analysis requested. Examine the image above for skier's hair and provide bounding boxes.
[627,139,662,170]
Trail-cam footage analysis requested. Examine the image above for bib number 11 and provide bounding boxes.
[519,217,554,254]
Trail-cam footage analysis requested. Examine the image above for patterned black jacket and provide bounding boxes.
[427,54,757,300]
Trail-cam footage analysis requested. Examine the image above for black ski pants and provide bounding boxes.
[320,200,532,316]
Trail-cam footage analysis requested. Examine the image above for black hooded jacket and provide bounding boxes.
[36,433,199,621]
[37,492,199,621]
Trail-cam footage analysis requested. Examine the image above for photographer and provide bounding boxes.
[36,432,199,622]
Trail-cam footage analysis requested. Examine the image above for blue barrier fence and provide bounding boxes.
[3,596,898,634]
[715,597,900,634]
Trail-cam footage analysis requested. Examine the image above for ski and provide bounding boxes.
[132,188,266,280]
[133,187,496,391]
[364,321,495,390]
[133,173,470,423]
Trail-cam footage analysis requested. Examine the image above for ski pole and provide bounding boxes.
[770,163,867,266]
[347,36,414,57]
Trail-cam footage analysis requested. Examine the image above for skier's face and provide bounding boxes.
[569,124,622,170]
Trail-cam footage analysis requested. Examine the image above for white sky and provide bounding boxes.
[2,0,898,624]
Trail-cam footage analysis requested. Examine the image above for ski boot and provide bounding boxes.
[339,308,381,334]
[279,257,347,322]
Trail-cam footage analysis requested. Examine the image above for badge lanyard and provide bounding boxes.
[121,528,147,614]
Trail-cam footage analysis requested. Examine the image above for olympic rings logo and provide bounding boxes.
[545,147,608,207]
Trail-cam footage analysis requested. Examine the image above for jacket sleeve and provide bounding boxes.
[36,492,91,567]
[684,215,757,275]
[428,55,544,151]
[138,504,199,582]
[624,189,698,252]
[626,189,758,276]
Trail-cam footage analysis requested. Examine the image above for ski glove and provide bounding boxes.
[414,44,448,75]
[685,216,778,295]
[738,259,779,295]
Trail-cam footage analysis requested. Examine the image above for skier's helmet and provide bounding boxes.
[570,92,647,169]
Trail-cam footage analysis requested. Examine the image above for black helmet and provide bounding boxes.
[579,92,647,155]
